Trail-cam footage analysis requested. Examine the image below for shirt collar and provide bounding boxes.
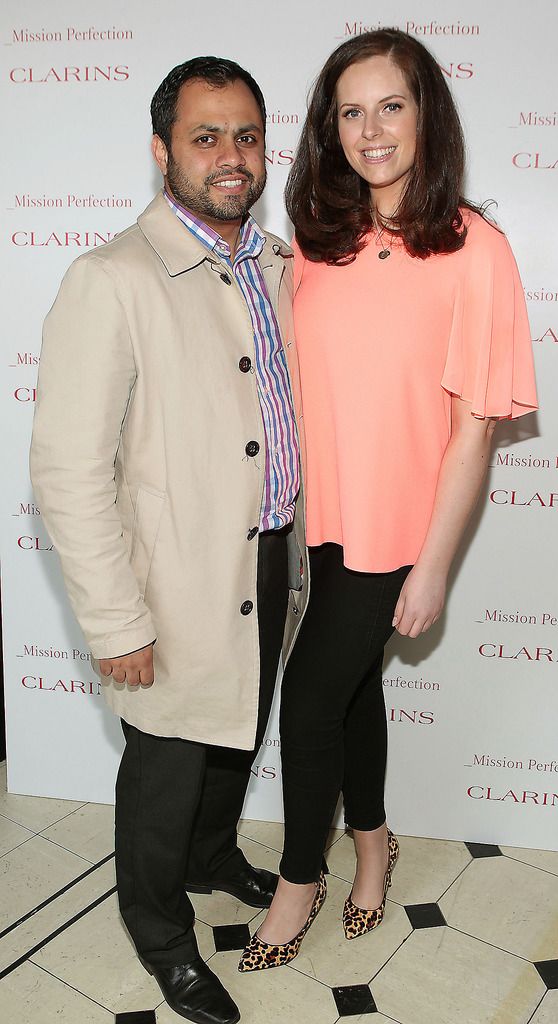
[164,190,265,262]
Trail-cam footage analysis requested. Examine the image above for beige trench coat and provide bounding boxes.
[30,192,309,749]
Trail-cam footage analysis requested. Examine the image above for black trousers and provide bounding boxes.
[115,529,289,967]
[279,543,411,884]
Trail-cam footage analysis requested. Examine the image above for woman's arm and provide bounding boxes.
[393,395,497,638]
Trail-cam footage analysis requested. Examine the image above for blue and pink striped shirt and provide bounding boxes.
[165,191,299,532]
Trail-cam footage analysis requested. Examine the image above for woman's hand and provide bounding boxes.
[391,397,496,639]
[392,563,447,638]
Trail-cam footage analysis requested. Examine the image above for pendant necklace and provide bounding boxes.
[374,222,391,260]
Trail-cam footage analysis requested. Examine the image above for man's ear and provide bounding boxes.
[152,134,169,176]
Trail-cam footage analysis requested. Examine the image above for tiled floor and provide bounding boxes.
[1,758,557,1023]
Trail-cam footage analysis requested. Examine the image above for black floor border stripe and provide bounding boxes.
[0,851,115,940]
[0,885,117,980]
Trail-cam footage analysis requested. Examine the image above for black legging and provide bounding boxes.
[279,543,411,884]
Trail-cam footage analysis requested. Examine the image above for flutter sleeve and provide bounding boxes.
[441,218,538,419]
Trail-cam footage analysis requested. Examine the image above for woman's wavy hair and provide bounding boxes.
[286,29,480,263]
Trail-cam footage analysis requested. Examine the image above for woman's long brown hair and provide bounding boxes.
[286,29,483,263]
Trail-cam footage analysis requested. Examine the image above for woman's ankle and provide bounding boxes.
[274,876,316,901]
[352,823,388,861]
[256,877,317,944]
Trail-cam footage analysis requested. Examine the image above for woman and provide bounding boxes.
[239,29,537,971]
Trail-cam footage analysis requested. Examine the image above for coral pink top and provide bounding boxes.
[293,211,538,572]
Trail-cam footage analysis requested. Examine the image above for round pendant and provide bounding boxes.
[378,249,391,260]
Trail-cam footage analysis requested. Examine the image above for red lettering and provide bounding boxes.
[489,489,508,504]
[467,786,484,799]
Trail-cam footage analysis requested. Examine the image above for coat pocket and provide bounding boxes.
[130,485,166,597]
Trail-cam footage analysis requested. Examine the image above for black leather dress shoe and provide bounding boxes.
[146,957,240,1024]
[185,864,278,908]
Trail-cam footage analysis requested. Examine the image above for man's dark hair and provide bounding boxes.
[151,56,266,149]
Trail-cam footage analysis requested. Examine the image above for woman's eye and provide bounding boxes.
[343,108,361,119]
[384,103,402,113]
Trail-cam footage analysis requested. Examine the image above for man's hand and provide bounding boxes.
[99,643,155,687]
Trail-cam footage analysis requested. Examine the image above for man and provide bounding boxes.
[30,57,308,1024]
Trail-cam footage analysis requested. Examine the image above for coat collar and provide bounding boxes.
[137,191,292,277]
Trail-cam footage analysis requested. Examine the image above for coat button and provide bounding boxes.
[247,526,258,541]
[220,273,232,285]
[245,440,260,457]
[239,356,252,373]
[240,600,254,615]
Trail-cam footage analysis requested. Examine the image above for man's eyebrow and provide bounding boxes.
[189,122,262,134]
[190,123,221,134]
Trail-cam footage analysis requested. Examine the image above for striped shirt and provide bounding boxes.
[164,191,299,531]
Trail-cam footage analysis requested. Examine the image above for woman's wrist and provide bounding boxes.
[413,550,452,579]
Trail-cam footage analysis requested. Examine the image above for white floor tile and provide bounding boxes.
[32,892,214,1012]
[502,846,558,877]
[0,787,85,833]
[326,832,472,905]
[0,813,34,857]
[372,927,545,1024]
[0,859,116,974]
[238,818,285,852]
[0,961,112,1022]
[439,856,558,961]
[238,833,280,874]
[529,991,558,1023]
[0,835,91,932]
[347,1017,400,1024]
[390,835,471,904]
[41,802,115,863]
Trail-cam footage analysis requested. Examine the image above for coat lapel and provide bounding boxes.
[137,192,213,276]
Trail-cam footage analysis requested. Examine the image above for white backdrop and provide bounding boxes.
[1,0,557,850]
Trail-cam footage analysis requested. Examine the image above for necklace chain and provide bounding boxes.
[374,221,391,260]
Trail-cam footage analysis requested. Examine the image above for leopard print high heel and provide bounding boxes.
[343,829,399,939]
[238,871,327,971]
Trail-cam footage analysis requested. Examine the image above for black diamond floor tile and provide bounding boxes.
[332,984,377,1015]
[534,959,558,989]
[405,902,447,929]
[115,1011,156,1023]
[465,842,502,858]
[213,922,251,952]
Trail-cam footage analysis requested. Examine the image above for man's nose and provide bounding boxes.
[216,137,246,167]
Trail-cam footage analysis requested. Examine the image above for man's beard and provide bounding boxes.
[166,152,266,222]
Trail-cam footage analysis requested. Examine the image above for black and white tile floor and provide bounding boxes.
[1,760,557,1023]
